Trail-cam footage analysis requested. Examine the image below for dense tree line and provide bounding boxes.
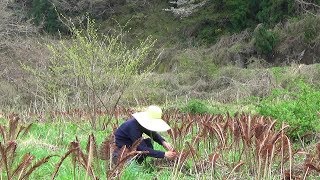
[16,0,320,45]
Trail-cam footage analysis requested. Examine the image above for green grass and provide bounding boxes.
[16,121,106,179]
[0,106,319,179]
[0,117,177,179]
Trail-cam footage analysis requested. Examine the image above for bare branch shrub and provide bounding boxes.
[22,17,157,127]
[295,0,320,16]
[0,0,39,107]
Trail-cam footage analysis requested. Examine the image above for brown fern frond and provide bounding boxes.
[258,120,277,155]
[211,125,224,148]
[222,118,229,135]
[78,149,89,167]
[191,134,201,148]
[231,121,241,144]
[21,123,33,137]
[77,147,97,179]
[21,155,54,180]
[187,142,199,161]
[86,134,98,158]
[246,114,253,145]
[11,153,34,179]
[0,125,7,142]
[108,150,148,178]
[116,146,127,164]
[178,149,190,165]
[254,123,266,141]
[51,148,78,180]
[9,115,19,141]
[85,134,97,179]
[16,126,25,140]
[209,153,219,166]
[184,120,194,135]
[226,161,245,179]
[129,137,143,152]
[0,142,10,178]
[236,116,249,146]
[215,123,226,148]
[98,139,111,160]
[69,141,80,168]
[317,143,320,160]
[305,163,320,172]
[5,141,17,169]
[270,125,290,145]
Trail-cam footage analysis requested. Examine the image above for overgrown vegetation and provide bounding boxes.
[31,0,63,33]
[253,24,279,56]
[258,81,320,140]
[1,1,320,178]
[181,99,210,114]
[0,114,53,179]
[23,18,156,119]
[0,109,319,179]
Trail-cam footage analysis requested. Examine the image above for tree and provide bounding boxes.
[225,0,250,30]
[31,0,63,33]
[253,24,279,56]
[23,18,157,128]
[257,0,295,25]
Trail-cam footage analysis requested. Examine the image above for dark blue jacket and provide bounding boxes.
[114,118,165,158]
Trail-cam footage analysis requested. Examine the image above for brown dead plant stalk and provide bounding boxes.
[301,142,320,178]
[0,114,50,179]
[254,119,292,179]
[0,113,32,143]
[107,137,148,179]
[51,136,99,180]
[0,141,53,180]
[52,133,148,179]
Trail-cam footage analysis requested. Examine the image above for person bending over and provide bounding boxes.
[113,105,177,164]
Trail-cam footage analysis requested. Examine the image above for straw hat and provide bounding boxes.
[132,105,171,132]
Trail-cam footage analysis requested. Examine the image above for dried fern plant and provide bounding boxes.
[0,114,52,179]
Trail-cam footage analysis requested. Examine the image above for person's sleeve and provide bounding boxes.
[137,141,165,158]
[128,126,165,158]
[142,128,166,145]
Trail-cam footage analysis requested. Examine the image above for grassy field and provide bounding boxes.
[0,113,180,179]
[0,108,319,180]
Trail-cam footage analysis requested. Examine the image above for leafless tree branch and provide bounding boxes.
[295,0,320,16]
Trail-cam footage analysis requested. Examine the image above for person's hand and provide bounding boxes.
[162,141,174,151]
[164,151,177,160]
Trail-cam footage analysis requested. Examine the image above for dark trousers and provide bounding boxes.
[112,138,153,164]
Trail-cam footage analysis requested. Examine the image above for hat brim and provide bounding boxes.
[132,112,171,132]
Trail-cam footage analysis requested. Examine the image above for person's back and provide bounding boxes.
[112,106,177,164]
[114,119,141,148]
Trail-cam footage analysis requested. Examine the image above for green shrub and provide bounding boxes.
[182,99,210,114]
[257,0,295,26]
[31,0,62,33]
[257,81,320,140]
[271,66,287,83]
[303,15,320,44]
[225,0,250,31]
[23,17,156,113]
[253,25,279,55]
[197,26,221,44]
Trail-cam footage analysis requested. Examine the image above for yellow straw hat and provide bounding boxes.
[132,105,171,132]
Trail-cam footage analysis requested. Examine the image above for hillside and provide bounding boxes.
[1,0,320,108]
